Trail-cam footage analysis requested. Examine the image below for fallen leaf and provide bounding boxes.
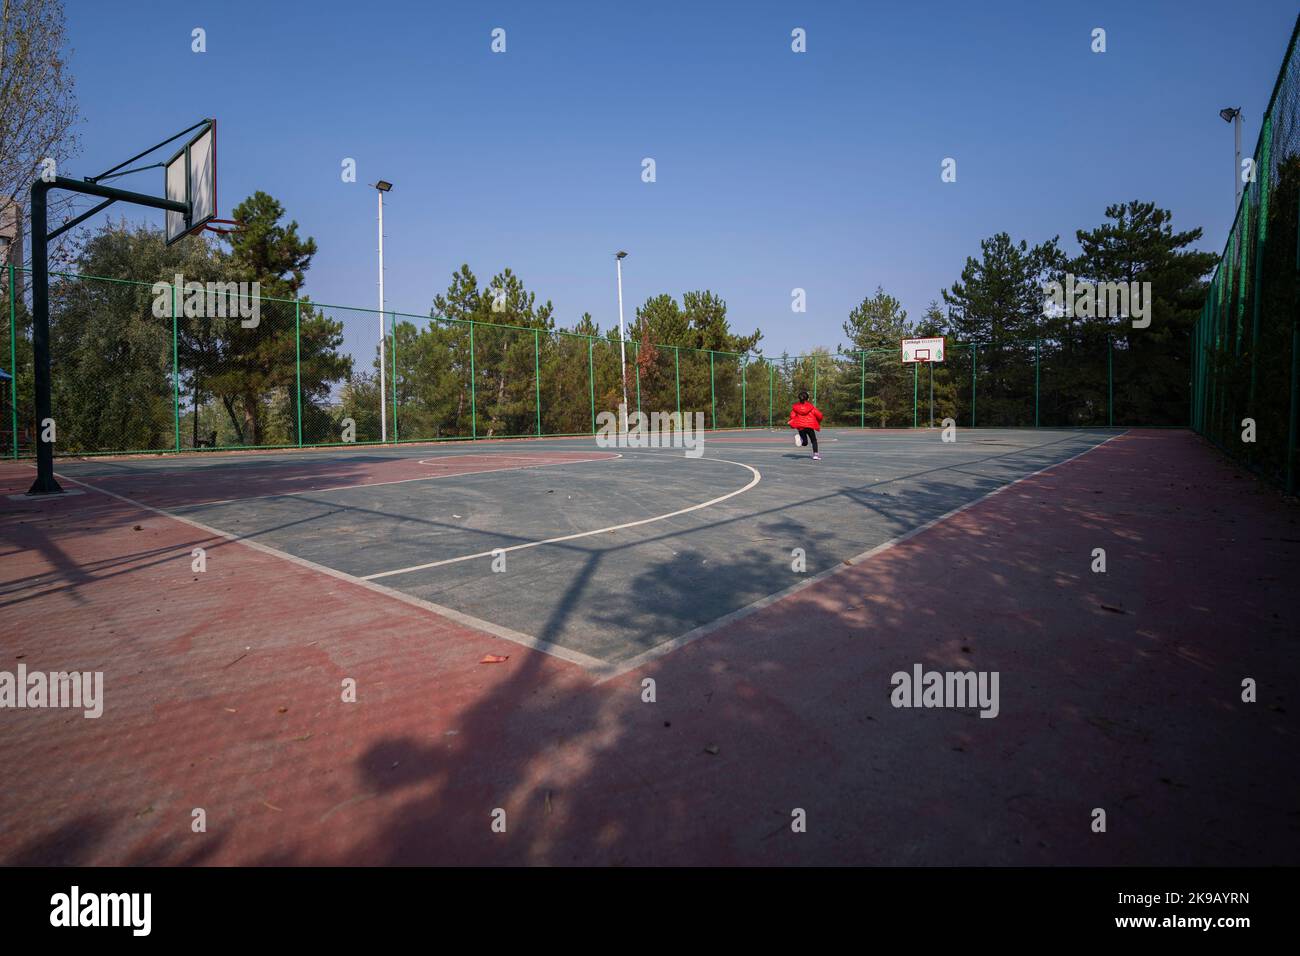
[262,801,283,812]
[703,744,720,755]
[545,791,553,815]
[1100,604,1128,614]
[480,654,509,664]
[277,706,288,714]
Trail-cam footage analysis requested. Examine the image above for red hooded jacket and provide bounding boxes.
[788,401,823,431]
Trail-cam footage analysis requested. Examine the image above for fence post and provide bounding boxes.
[929,360,934,427]
[1034,338,1040,428]
[389,313,398,442]
[1107,334,1113,427]
[534,329,541,437]
[588,337,596,435]
[1209,285,1217,438]
[1190,316,1201,431]
[8,262,17,459]
[1287,191,1300,494]
[709,350,716,429]
[295,299,303,446]
[469,321,477,439]
[171,283,180,451]
[912,361,918,428]
[1288,304,1299,495]
[171,284,180,451]
[971,343,977,428]
[674,346,681,417]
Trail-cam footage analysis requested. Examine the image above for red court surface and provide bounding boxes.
[1,429,1297,865]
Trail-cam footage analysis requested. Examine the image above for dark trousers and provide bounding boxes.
[798,428,818,452]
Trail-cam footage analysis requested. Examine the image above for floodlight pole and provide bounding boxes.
[26,176,187,494]
[376,185,388,443]
[1221,107,1243,214]
[1233,112,1242,211]
[615,251,629,430]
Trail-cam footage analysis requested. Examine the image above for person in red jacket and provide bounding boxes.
[788,390,824,460]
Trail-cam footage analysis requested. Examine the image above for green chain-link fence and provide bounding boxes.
[2,266,1184,460]
[1193,14,1300,494]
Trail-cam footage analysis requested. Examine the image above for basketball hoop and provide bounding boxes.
[203,218,245,235]
[902,337,945,364]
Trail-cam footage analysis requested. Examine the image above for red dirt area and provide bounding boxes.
[0,430,1295,865]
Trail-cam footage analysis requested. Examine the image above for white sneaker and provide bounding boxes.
[794,433,803,447]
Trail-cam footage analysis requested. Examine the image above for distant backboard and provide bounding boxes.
[902,336,945,363]
[164,121,216,244]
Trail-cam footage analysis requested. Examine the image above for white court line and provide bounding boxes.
[362,457,762,580]
[154,453,622,508]
[47,470,618,675]
[413,454,585,465]
[594,430,1128,682]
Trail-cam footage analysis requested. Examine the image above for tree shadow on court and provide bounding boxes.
[252,434,1300,866]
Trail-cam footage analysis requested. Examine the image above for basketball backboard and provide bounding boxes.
[164,121,216,244]
[902,336,945,363]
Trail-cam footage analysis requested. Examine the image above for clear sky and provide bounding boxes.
[61,0,1297,357]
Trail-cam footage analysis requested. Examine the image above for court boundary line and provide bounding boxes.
[593,430,1129,682]
[47,470,619,675]
[363,457,763,579]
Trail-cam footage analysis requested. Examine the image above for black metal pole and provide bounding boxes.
[27,180,60,494]
[26,176,188,495]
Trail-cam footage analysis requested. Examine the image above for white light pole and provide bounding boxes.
[1220,108,1243,214]
[375,180,393,442]
[615,250,629,429]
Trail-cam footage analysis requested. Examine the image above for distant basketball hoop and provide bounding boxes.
[902,336,945,364]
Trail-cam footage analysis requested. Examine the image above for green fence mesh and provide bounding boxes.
[391,314,471,442]
[5,261,1219,461]
[50,270,174,454]
[1193,15,1300,493]
[538,330,589,436]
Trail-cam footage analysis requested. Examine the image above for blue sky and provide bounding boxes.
[62,0,1297,357]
